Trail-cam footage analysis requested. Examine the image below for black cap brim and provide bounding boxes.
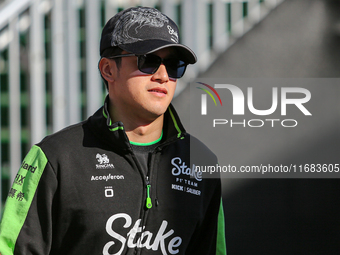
[119,39,197,64]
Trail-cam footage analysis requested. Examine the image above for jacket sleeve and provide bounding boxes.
[216,198,227,255]
[0,145,57,255]
[186,179,227,255]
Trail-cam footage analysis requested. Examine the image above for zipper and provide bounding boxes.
[129,152,151,255]
[129,146,163,254]
[151,148,162,208]
[145,177,152,209]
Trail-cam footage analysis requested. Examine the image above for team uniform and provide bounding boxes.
[0,97,226,255]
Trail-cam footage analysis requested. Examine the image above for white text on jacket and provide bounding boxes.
[171,157,202,181]
[103,213,182,255]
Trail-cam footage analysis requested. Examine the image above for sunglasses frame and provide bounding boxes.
[106,53,188,79]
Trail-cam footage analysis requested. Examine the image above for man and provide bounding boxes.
[0,7,226,255]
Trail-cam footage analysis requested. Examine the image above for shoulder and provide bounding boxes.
[36,120,88,157]
[184,134,221,186]
[185,133,218,165]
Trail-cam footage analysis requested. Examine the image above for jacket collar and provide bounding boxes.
[88,96,186,151]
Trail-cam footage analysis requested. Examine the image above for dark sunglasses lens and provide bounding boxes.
[138,55,187,78]
[164,59,187,78]
[138,55,161,74]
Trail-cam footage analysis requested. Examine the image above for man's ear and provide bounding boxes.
[99,58,116,83]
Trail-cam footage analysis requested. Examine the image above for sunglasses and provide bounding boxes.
[107,53,188,79]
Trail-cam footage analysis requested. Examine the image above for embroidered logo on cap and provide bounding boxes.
[167,25,179,43]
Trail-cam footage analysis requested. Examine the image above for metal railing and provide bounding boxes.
[0,0,284,212]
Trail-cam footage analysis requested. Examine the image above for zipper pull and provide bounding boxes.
[146,184,152,209]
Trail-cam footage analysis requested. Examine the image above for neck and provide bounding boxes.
[125,116,164,144]
[109,106,164,144]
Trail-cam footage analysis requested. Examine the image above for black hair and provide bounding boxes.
[99,46,123,90]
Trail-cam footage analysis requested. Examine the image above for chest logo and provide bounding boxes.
[96,153,115,169]
[171,157,202,181]
[103,213,182,255]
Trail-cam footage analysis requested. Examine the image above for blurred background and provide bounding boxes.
[1,0,340,254]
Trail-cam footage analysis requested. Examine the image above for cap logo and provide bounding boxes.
[167,25,179,43]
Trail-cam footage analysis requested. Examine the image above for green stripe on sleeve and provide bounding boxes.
[0,145,48,255]
[216,199,227,255]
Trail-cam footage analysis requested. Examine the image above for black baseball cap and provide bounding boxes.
[100,7,197,64]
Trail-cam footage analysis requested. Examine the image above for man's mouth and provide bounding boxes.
[148,87,168,95]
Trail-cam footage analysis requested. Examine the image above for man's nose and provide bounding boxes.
[151,64,169,83]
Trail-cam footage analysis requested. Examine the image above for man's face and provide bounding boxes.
[108,48,178,123]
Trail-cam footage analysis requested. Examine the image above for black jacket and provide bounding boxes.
[0,98,226,255]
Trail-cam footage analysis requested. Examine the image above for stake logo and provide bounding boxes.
[103,213,182,255]
[196,82,312,128]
